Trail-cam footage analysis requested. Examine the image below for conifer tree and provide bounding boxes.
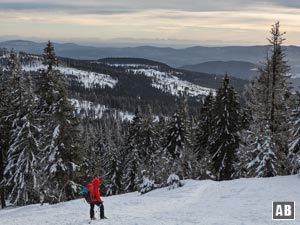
[4,74,40,206]
[246,22,291,177]
[194,92,215,178]
[209,75,241,181]
[122,109,143,192]
[140,113,160,182]
[288,92,300,174]
[0,55,9,208]
[0,51,23,207]
[0,52,23,205]
[38,41,82,203]
[194,92,214,159]
[1,52,40,205]
[163,96,192,179]
[103,120,123,196]
[164,103,189,160]
[80,119,103,181]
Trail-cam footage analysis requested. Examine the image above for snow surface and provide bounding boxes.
[1,175,300,225]
[22,63,118,89]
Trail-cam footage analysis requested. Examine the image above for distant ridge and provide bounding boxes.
[180,61,259,80]
[0,40,299,77]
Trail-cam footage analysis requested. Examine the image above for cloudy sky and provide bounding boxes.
[0,0,300,46]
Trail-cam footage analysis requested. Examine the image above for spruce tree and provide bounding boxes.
[103,120,123,196]
[4,74,40,206]
[1,52,23,205]
[0,55,8,208]
[194,92,215,178]
[163,102,189,160]
[163,96,191,179]
[209,75,241,181]
[122,109,143,192]
[38,41,82,203]
[288,92,300,174]
[246,22,291,177]
[140,113,160,183]
[0,52,41,205]
[80,119,103,181]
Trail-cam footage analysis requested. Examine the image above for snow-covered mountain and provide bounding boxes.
[0,50,248,117]
[21,57,118,89]
[107,63,214,97]
[1,175,299,225]
[23,55,214,97]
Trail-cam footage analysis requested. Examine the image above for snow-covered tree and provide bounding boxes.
[194,92,215,179]
[122,109,143,192]
[104,146,122,196]
[4,74,40,206]
[246,22,291,177]
[163,96,193,179]
[163,105,189,160]
[139,171,155,194]
[288,92,300,174]
[0,53,11,208]
[209,75,241,181]
[103,120,123,196]
[0,52,41,205]
[38,41,82,203]
[167,173,182,189]
[140,113,161,183]
[194,92,214,159]
[247,126,278,177]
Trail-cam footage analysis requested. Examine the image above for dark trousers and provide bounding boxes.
[90,202,105,219]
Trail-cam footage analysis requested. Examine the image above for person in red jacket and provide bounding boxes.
[88,178,106,220]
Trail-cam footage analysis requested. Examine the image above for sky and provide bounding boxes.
[0,0,300,47]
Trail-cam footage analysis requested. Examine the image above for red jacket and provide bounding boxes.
[88,178,102,203]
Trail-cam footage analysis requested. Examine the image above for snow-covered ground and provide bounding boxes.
[1,175,299,225]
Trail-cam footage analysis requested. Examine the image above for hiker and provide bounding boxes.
[88,178,106,220]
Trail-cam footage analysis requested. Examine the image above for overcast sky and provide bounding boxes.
[0,0,300,46]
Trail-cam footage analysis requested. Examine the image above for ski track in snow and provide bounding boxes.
[1,175,300,225]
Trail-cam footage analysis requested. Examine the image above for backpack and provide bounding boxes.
[80,186,92,204]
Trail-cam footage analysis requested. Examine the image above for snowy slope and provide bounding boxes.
[108,63,215,97]
[130,68,214,97]
[22,63,118,89]
[1,175,300,225]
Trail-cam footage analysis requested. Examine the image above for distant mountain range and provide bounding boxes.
[1,40,299,83]
[179,61,259,80]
